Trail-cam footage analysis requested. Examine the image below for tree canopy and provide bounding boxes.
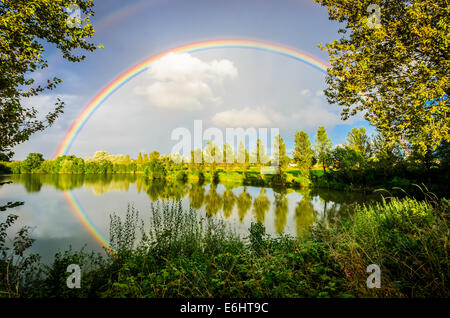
[346,127,372,159]
[0,0,99,154]
[314,0,449,151]
[314,126,333,172]
[293,130,314,174]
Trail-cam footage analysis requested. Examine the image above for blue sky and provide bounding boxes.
[13,0,375,160]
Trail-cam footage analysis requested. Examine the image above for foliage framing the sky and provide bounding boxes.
[0,0,98,153]
[314,0,449,151]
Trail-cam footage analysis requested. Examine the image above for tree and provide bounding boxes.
[0,152,13,162]
[314,0,449,151]
[0,0,99,153]
[124,154,131,165]
[237,141,250,175]
[436,140,450,169]
[204,142,222,165]
[136,152,143,165]
[372,131,404,168]
[346,127,372,159]
[149,151,160,160]
[144,158,166,179]
[314,126,332,172]
[292,130,314,175]
[252,138,270,166]
[92,151,111,162]
[21,153,44,172]
[272,134,290,176]
[331,146,365,171]
[237,141,246,164]
[223,143,234,170]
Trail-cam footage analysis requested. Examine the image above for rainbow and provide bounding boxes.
[56,39,334,250]
[54,39,331,158]
[64,191,114,252]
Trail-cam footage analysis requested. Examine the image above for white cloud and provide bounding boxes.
[141,81,216,111]
[211,107,284,128]
[135,52,237,111]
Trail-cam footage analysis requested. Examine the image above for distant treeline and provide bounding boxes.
[2,126,449,194]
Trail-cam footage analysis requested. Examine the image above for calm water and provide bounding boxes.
[0,174,379,262]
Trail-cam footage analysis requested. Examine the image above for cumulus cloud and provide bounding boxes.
[135,52,237,111]
[211,107,284,128]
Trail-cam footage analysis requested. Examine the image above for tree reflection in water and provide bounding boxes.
[204,184,223,216]
[5,174,379,238]
[222,187,236,219]
[236,186,252,222]
[189,183,205,210]
[252,188,270,224]
[294,189,316,238]
[273,187,289,235]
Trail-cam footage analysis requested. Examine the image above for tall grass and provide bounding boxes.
[102,201,348,298]
[109,201,244,260]
[316,195,449,297]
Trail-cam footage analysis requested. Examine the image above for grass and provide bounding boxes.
[1,195,448,298]
[315,194,449,297]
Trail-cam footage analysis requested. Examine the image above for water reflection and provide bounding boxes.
[222,188,236,219]
[252,188,270,224]
[294,189,316,238]
[4,174,380,238]
[236,187,252,222]
[189,184,205,210]
[273,188,289,234]
[204,184,223,216]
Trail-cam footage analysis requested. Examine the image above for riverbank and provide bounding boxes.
[1,195,448,298]
[3,162,449,198]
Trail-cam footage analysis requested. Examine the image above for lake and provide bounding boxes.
[0,174,379,262]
